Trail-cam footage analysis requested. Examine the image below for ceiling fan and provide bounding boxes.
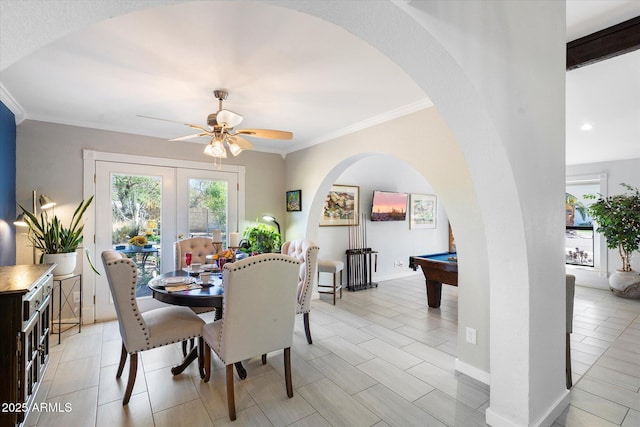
[139,89,293,161]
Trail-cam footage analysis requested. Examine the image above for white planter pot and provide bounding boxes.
[609,270,640,299]
[44,252,78,276]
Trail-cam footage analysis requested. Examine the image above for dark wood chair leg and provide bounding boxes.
[262,354,267,365]
[339,270,343,299]
[123,353,137,405]
[203,343,211,383]
[284,347,293,398]
[198,336,205,379]
[116,342,127,378]
[182,340,188,357]
[226,364,236,421]
[332,273,336,305]
[303,312,312,344]
[566,332,572,389]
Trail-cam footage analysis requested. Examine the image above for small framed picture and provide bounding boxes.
[320,184,360,226]
[410,193,437,229]
[286,190,302,212]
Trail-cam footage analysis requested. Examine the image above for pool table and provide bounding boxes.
[409,252,457,308]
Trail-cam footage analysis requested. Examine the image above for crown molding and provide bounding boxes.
[0,83,26,124]
[290,97,434,153]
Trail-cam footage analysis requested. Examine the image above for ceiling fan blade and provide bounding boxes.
[229,135,254,150]
[216,109,243,128]
[235,129,293,140]
[169,132,209,142]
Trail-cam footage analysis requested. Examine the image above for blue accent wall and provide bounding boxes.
[0,101,17,266]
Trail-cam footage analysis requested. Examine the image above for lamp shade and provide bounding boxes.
[14,212,28,227]
[39,194,56,209]
[227,141,243,156]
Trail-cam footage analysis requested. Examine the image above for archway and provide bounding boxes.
[3,1,568,425]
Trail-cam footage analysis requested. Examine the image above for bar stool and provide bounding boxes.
[317,259,343,305]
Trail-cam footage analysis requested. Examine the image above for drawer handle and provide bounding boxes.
[38,344,45,356]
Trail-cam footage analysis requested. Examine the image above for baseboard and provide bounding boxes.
[486,389,570,427]
[532,390,571,427]
[455,358,491,385]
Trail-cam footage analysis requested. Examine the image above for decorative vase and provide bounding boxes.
[44,252,78,276]
[609,270,640,299]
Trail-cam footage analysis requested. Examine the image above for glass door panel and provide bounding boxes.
[95,162,175,321]
[111,174,162,297]
[177,170,238,247]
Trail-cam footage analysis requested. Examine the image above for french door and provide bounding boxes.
[94,161,239,321]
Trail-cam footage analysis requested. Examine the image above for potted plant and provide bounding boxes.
[585,183,640,298]
[19,196,100,276]
[240,223,282,254]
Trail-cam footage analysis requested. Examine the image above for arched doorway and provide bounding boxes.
[3,1,568,424]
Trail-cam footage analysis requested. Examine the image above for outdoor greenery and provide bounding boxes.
[111,175,228,245]
[190,180,227,230]
[241,223,281,254]
[112,175,161,243]
[585,183,640,272]
[19,196,100,274]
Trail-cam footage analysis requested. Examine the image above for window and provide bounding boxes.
[565,180,601,268]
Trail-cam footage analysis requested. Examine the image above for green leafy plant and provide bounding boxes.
[241,223,282,254]
[19,196,100,274]
[585,183,640,272]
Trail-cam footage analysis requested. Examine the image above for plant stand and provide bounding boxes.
[51,273,82,344]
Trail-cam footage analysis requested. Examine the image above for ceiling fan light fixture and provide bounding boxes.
[204,140,226,158]
[216,109,243,128]
[227,141,243,156]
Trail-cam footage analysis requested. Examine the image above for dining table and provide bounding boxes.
[147,269,247,379]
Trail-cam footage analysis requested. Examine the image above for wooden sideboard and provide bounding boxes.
[0,264,55,427]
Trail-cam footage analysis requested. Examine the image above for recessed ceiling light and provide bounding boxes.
[580,123,593,131]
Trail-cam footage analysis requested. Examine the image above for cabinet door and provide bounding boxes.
[20,312,39,424]
[37,294,51,380]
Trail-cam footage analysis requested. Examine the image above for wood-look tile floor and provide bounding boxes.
[26,274,639,426]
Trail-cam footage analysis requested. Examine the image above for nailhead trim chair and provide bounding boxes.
[202,253,302,421]
[174,236,218,269]
[281,239,320,344]
[101,250,206,405]
[174,237,218,355]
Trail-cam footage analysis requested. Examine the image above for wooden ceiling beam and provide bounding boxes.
[567,16,640,70]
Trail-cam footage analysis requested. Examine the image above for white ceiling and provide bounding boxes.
[1,1,639,164]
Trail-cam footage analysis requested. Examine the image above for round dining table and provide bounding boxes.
[147,270,247,379]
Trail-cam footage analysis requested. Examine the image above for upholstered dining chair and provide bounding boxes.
[566,274,576,389]
[101,249,206,405]
[174,236,218,269]
[281,239,320,345]
[202,253,301,421]
[174,237,217,355]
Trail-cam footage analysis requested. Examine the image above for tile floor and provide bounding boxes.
[25,274,640,426]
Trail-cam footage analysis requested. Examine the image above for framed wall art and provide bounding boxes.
[320,184,359,226]
[409,193,437,229]
[286,190,302,212]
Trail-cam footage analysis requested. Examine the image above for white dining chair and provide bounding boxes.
[201,253,301,421]
[281,239,320,344]
[101,250,206,405]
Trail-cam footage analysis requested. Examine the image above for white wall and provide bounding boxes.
[6,1,569,425]
[315,155,449,285]
[285,1,568,425]
[567,158,640,288]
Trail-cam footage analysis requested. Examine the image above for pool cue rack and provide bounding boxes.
[346,213,378,291]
